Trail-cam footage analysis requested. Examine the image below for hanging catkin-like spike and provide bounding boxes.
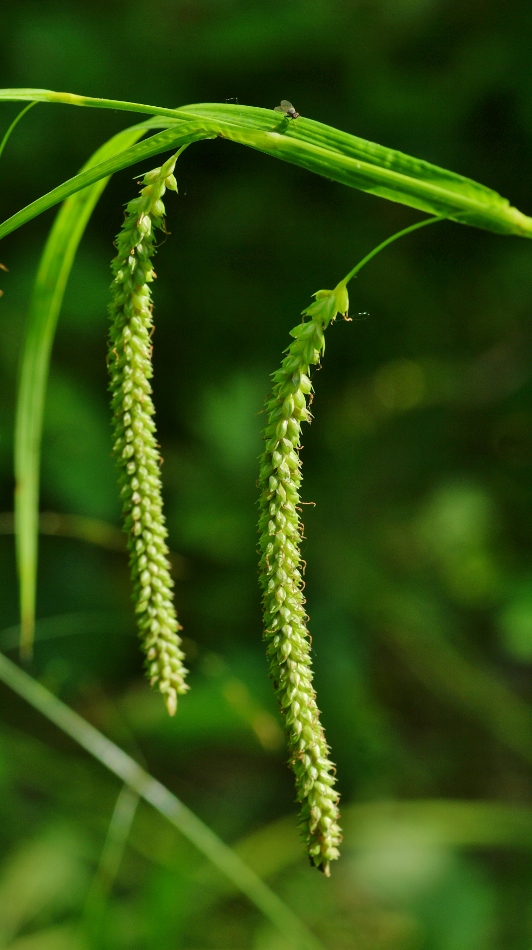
[108,154,188,716]
[258,287,348,874]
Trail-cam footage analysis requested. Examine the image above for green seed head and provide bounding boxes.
[108,155,189,715]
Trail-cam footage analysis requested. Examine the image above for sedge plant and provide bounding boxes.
[107,150,189,716]
[1,88,532,891]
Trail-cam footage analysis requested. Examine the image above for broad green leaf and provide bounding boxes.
[0,88,531,238]
[179,102,511,218]
[14,122,153,656]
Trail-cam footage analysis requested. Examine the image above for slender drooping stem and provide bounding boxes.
[258,305,342,876]
[108,152,188,715]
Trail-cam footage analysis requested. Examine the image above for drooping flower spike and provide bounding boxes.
[257,284,348,875]
[108,153,188,716]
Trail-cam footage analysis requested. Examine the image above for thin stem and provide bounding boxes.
[0,650,324,950]
[82,784,140,946]
[0,101,37,161]
[340,215,441,287]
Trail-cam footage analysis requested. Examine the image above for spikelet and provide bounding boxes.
[108,154,188,715]
[257,285,348,874]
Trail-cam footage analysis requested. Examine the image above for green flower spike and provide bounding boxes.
[257,285,347,874]
[108,153,188,716]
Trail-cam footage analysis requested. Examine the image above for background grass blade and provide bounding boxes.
[0,650,325,950]
[14,122,154,656]
[0,89,531,237]
[0,101,37,161]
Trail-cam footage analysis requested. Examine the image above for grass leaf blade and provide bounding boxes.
[0,101,38,162]
[0,89,531,238]
[14,123,149,656]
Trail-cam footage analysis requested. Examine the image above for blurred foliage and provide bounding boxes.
[2,0,532,946]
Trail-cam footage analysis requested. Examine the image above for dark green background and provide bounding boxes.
[1,1,532,947]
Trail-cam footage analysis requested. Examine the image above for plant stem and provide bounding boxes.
[0,101,37,161]
[339,215,440,286]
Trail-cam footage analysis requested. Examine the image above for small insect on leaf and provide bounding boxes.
[274,100,300,119]
[225,98,239,104]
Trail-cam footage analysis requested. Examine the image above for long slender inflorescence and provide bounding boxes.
[108,153,188,716]
[258,288,347,874]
